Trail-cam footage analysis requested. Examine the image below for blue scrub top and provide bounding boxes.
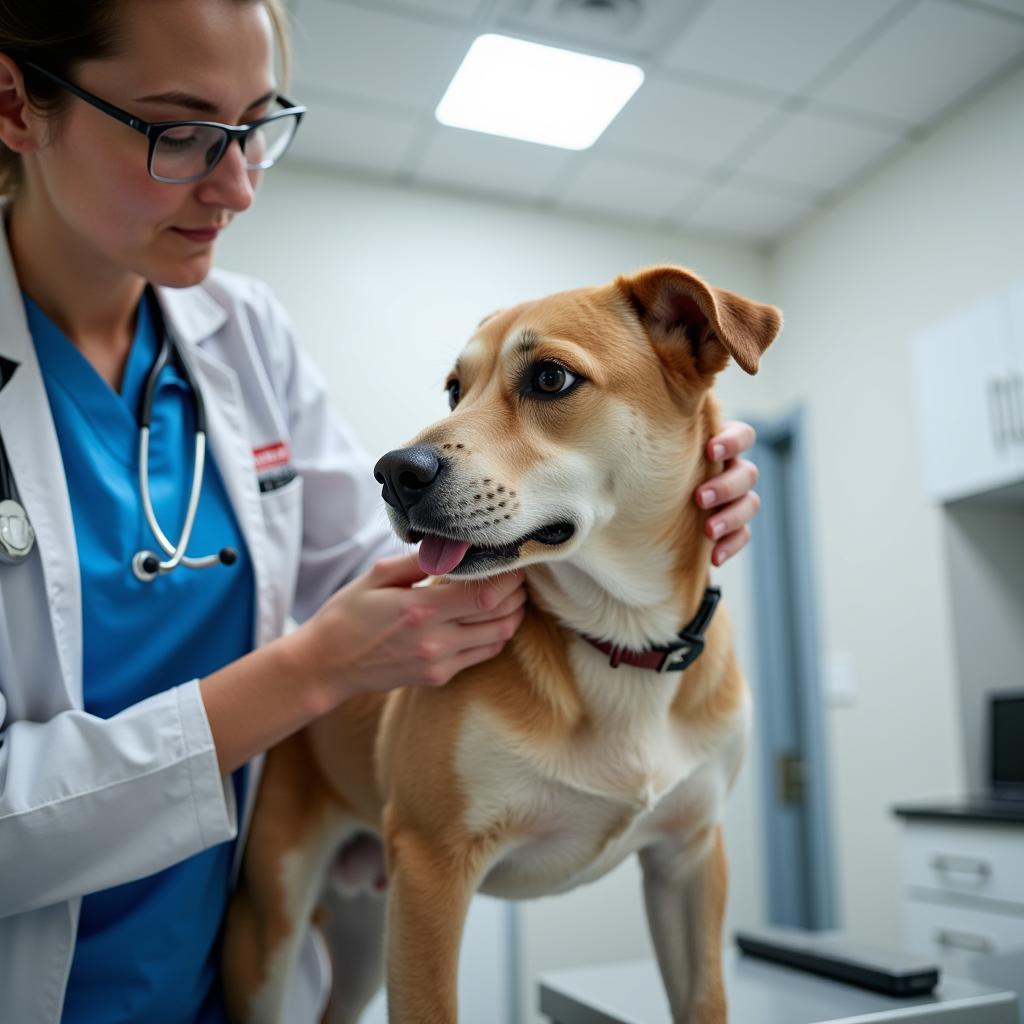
[25,289,255,1024]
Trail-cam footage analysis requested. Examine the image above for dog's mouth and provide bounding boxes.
[408,521,576,575]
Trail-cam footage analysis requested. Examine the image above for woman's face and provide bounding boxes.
[27,0,277,288]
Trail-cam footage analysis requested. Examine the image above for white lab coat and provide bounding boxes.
[0,211,404,1022]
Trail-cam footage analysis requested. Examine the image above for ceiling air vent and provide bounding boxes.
[496,0,698,58]
[555,0,643,33]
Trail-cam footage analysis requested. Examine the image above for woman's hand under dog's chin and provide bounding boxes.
[285,553,527,706]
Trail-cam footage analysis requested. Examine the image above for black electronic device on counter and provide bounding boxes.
[735,926,941,997]
[989,690,1024,804]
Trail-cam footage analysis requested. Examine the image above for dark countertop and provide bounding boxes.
[893,801,1024,826]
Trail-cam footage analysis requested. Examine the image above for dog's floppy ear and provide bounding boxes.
[615,265,782,376]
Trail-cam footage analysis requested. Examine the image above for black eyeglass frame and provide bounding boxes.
[22,61,306,184]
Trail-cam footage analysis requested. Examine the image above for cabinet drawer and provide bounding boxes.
[904,897,1024,968]
[901,822,1024,908]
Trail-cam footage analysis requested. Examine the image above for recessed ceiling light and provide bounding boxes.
[435,34,644,151]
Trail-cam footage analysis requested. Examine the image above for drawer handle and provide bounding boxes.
[934,928,994,954]
[928,854,991,880]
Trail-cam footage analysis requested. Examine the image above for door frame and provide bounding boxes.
[747,407,837,929]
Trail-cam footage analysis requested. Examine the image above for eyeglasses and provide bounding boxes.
[22,61,305,184]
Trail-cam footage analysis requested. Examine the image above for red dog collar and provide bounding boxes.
[580,586,721,673]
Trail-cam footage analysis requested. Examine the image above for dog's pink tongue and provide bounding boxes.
[417,536,471,575]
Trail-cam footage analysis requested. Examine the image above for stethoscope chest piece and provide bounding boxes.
[0,498,35,563]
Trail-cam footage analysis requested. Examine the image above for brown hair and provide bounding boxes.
[0,0,292,198]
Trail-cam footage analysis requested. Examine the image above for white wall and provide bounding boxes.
[214,173,774,1020]
[764,61,1024,947]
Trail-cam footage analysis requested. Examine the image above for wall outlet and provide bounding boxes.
[824,650,857,707]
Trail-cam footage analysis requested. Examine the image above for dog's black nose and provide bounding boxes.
[373,445,441,513]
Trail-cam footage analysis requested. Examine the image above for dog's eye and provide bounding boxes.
[446,379,461,410]
[531,362,579,397]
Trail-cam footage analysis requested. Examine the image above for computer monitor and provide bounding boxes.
[990,691,1024,798]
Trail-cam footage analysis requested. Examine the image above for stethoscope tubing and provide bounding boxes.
[136,423,219,571]
[131,293,236,582]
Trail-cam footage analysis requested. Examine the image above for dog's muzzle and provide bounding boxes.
[373,444,576,576]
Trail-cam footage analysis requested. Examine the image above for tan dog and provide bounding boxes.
[223,265,782,1024]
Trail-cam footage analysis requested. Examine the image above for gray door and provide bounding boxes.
[748,410,836,929]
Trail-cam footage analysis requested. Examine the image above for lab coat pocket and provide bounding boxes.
[257,472,303,637]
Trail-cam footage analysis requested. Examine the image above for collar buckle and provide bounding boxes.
[656,635,703,673]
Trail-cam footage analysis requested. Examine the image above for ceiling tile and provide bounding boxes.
[661,0,902,95]
[293,0,474,113]
[287,101,422,175]
[737,108,906,193]
[555,157,707,222]
[600,76,780,168]
[413,126,578,200]
[676,183,817,243]
[816,0,1024,124]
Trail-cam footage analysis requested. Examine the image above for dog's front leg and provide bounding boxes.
[638,824,728,1024]
[383,820,493,1024]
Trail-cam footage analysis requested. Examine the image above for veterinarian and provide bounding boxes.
[0,2,764,1021]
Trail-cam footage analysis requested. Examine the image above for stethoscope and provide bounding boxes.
[0,289,237,583]
[0,436,34,564]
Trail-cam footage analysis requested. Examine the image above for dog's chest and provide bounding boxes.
[457,657,748,899]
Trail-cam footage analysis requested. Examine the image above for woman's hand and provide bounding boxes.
[291,553,527,706]
[697,420,761,566]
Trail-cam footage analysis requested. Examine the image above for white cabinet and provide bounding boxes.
[897,817,1024,978]
[913,283,1024,502]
